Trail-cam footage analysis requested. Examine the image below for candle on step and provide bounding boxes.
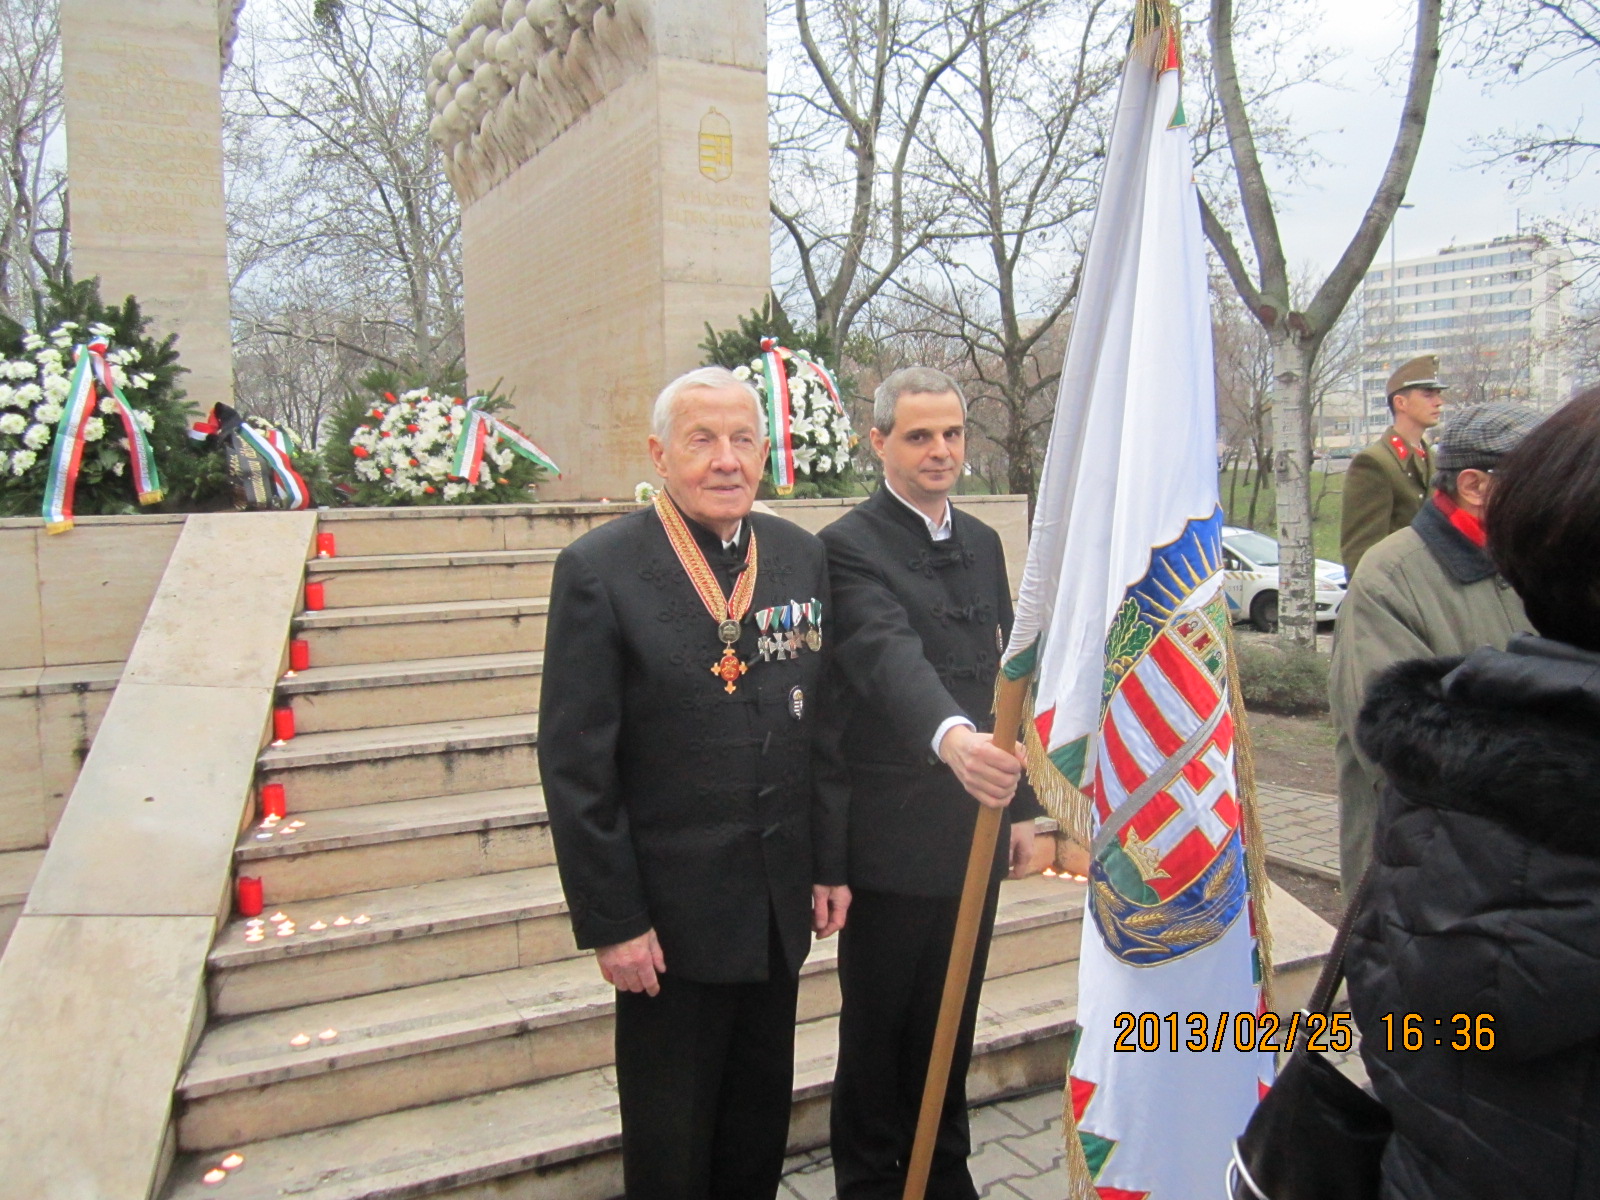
[236,876,263,918]
[203,1168,228,1184]
[304,580,325,611]
[260,783,287,821]
[273,706,295,742]
[220,1153,244,1171]
[316,531,337,558]
[289,639,311,672]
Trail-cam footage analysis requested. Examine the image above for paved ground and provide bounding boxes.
[1254,781,1341,882]
[778,783,1362,1199]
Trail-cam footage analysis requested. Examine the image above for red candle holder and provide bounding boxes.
[273,706,296,742]
[260,782,287,820]
[304,581,325,611]
[237,876,264,917]
[289,639,311,672]
[316,532,337,558]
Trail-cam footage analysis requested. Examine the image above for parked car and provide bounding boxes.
[1221,526,1347,632]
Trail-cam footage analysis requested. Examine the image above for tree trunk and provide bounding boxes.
[1269,334,1318,648]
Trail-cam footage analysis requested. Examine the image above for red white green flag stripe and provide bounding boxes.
[795,349,847,419]
[236,422,311,510]
[449,397,561,484]
[42,341,164,534]
[758,338,795,495]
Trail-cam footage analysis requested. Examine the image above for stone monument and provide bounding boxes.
[430,0,769,501]
[59,0,238,411]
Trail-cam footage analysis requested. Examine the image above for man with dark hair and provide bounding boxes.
[1329,400,1543,892]
[1339,355,1446,575]
[540,367,852,1200]
[821,365,1041,1200]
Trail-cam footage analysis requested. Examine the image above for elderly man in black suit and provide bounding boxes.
[538,366,852,1200]
[822,366,1041,1200]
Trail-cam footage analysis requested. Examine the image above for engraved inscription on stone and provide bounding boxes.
[698,109,733,183]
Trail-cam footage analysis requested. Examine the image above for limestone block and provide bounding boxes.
[37,686,114,837]
[1264,884,1334,1019]
[655,0,764,70]
[26,682,267,917]
[0,697,44,853]
[60,0,233,409]
[261,742,541,813]
[0,527,42,670]
[123,512,316,691]
[35,520,182,667]
[0,914,212,1200]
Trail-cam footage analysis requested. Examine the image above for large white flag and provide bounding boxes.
[1001,5,1273,1197]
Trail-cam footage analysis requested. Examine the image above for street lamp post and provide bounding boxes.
[1382,202,1416,434]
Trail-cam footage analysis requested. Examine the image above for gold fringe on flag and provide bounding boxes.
[1225,620,1276,1012]
[1132,0,1181,67]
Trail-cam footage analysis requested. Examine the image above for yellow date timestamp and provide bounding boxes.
[1379,1012,1495,1051]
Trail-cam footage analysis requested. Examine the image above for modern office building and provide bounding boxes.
[1354,234,1574,436]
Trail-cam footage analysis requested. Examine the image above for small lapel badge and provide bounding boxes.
[788,684,805,720]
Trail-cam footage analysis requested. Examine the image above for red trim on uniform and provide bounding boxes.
[1388,434,1408,461]
[1433,492,1487,548]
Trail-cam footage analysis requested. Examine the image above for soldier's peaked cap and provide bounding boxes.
[1387,355,1448,399]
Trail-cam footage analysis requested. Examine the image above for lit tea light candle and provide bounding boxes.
[278,828,297,837]
[269,912,288,923]
[318,1028,339,1043]
[276,926,295,938]
[308,920,327,931]
[286,820,305,830]
[254,832,274,841]
[219,1153,245,1171]
[1042,867,1057,877]
[332,916,350,926]
[245,919,264,928]
[261,815,281,827]
[244,932,264,943]
[270,739,286,748]
[352,914,370,925]
[203,1168,228,1184]
[289,1033,311,1049]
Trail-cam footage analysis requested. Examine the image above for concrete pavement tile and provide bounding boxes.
[968,1142,1035,1189]
[969,1102,1029,1144]
[781,1162,837,1200]
[1009,1166,1072,1200]
[992,1086,1063,1134]
[1003,1124,1067,1170]
[981,1184,1030,1200]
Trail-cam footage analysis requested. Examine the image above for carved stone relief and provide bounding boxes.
[428,0,652,204]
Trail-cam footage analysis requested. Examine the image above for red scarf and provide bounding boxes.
[1433,492,1486,548]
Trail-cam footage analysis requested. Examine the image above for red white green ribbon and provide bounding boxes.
[794,349,848,419]
[41,341,163,534]
[236,422,311,509]
[759,338,796,495]
[449,396,561,484]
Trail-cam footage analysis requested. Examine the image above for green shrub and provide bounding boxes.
[1235,642,1330,715]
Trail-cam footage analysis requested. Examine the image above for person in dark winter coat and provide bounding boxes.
[1346,386,1600,1200]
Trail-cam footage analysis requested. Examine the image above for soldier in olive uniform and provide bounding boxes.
[1339,355,1446,575]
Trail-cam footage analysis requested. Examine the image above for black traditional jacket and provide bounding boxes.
[820,487,1041,897]
[538,502,848,984]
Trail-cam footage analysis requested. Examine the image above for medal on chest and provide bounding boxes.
[654,492,760,693]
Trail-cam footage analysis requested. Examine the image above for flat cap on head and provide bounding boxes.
[1434,401,1545,472]
[1386,355,1447,399]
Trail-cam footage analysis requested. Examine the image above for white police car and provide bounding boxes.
[1221,526,1347,632]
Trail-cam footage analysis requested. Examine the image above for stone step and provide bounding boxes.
[314,505,626,558]
[257,713,540,812]
[308,549,560,609]
[163,958,1081,1197]
[178,880,1083,1151]
[294,598,549,668]
[208,865,574,1018]
[237,786,551,904]
[277,652,544,734]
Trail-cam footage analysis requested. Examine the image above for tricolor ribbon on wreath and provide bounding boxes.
[448,396,562,484]
[42,340,164,534]
[757,338,850,497]
[188,406,313,511]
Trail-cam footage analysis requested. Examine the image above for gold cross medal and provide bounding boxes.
[653,492,760,694]
[714,619,746,693]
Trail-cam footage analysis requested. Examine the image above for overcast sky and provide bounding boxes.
[1256,0,1598,275]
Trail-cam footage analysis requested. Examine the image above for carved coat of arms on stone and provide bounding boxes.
[698,108,733,182]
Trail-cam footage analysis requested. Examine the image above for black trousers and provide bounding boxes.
[829,882,1002,1200]
[614,915,800,1200]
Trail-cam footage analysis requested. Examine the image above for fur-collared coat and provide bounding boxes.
[1347,635,1600,1200]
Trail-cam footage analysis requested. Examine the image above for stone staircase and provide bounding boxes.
[158,507,1086,1200]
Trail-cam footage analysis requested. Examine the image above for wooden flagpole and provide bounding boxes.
[902,674,1032,1200]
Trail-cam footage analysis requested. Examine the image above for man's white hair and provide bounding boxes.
[651,366,766,440]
